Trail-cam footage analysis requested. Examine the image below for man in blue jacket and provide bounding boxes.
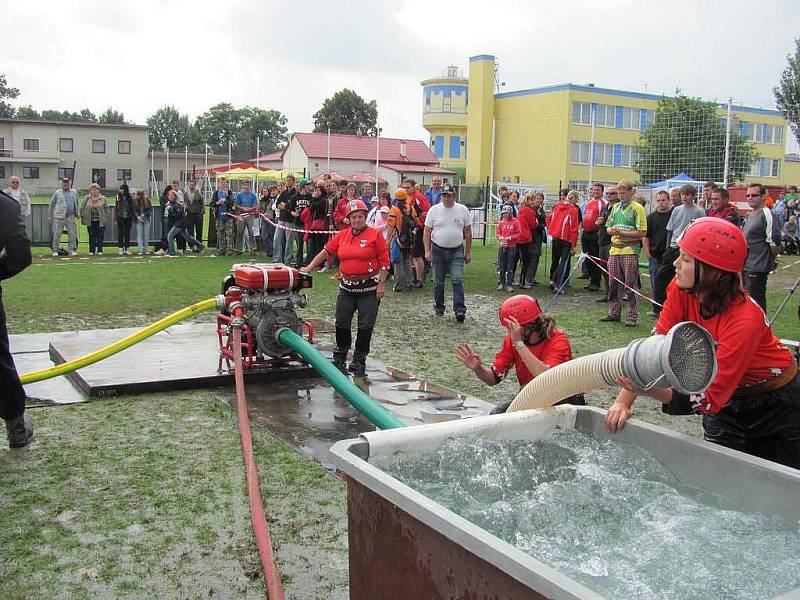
[0,189,33,447]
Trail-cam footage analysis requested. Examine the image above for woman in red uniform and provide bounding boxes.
[455,295,585,413]
[605,217,800,468]
[301,199,390,377]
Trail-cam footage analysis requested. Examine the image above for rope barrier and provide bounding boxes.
[583,253,663,308]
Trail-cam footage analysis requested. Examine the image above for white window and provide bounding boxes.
[117,168,132,181]
[750,157,781,177]
[92,139,106,153]
[570,141,590,164]
[619,146,638,167]
[118,140,131,154]
[593,143,614,166]
[596,104,617,127]
[747,123,783,145]
[622,107,640,130]
[23,138,39,151]
[572,102,591,125]
[59,138,74,152]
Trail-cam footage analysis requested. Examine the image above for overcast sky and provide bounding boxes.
[5,0,800,150]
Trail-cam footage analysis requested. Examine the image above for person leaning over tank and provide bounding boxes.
[455,295,585,414]
[605,217,800,469]
[0,189,33,447]
[301,199,390,378]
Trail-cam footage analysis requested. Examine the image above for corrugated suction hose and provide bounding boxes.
[507,321,717,412]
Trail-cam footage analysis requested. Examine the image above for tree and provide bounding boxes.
[146,105,193,150]
[0,74,20,118]
[634,96,758,184]
[238,106,288,157]
[99,107,126,124]
[313,89,378,136]
[40,108,97,123]
[774,38,800,146]
[194,103,243,155]
[16,105,40,119]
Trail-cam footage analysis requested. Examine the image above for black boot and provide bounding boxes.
[332,348,349,374]
[5,414,33,448]
[349,327,373,378]
[349,354,367,378]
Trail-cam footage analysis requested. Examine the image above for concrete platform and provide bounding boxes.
[14,322,494,428]
[47,323,316,397]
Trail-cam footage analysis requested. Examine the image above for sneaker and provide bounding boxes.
[519,283,530,290]
[167,253,177,257]
[5,414,33,448]
[455,312,466,323]
[496,284,504,291]
[599,315,620,322]
[139,249,146,255]
[177,249,184,255]
[196,245,206,254]
[97,251,103,256]
[154,249,166,256]
[625,320,637,327]
[646,311,658,318]
[595,295,609,303]
[124,249,132,255]
[52,252,59,257]
[68,251,77,257]
[118,248,124,255]
[504,285,514,292]
[435,310,444,317]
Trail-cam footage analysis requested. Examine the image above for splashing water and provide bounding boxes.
[371,429,800,599]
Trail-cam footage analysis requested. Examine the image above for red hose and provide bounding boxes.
[233,325,285,599]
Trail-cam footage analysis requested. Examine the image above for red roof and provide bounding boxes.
[380,163,456,175]
[292,132,439,165]
[249,151,284,162]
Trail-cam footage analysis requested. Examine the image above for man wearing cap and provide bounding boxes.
[272,175,298,264]
[49,177,80,256]
[423,184,472,322]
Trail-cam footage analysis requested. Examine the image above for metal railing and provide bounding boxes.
[0,148,61,160]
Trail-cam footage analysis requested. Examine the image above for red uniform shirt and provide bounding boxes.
[655,280,794,414]
[491,329,573,386]
[582,198,606,232]
[546,201,579,246]
[324,225,390,278]
[333,196,356,229]
[517,204,537,244]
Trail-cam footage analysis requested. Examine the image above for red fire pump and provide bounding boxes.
[216,263,314,369]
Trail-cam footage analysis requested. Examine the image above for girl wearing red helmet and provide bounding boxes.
[301,199,390,377]
[606,217,800,468]
[455,295,584,413]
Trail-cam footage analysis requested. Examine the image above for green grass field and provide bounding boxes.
[1,242,798,597]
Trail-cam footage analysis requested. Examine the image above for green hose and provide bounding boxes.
[277,328,405,430]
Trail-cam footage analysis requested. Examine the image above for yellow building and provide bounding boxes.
[421,66,468,172]
[450,54,794,190]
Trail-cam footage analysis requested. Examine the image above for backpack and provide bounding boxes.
[398,208,416,246]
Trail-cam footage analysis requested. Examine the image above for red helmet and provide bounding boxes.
[499,295,542,327]
[346,199,369,217]
[677,217,747,273]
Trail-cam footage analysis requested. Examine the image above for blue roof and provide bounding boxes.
[494,83,783,117]
[469,54,495,62]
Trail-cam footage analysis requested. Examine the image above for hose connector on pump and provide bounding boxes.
[507,322,718,412]
[229,302,245,328]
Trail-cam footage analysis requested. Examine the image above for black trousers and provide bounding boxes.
[334,290,380,360]
[581,230,601,286]
[743,271,769,312]
[653,246,679,310]
[703,375,800,470]
[0,287,25,421]
[549,238,572,288]
[117,216,132,248]
[186,213,204,244]
[517,242,531,285]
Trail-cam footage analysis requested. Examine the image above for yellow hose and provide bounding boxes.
[20,297,218,384]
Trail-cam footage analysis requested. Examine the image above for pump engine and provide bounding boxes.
[216,263,313,369]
